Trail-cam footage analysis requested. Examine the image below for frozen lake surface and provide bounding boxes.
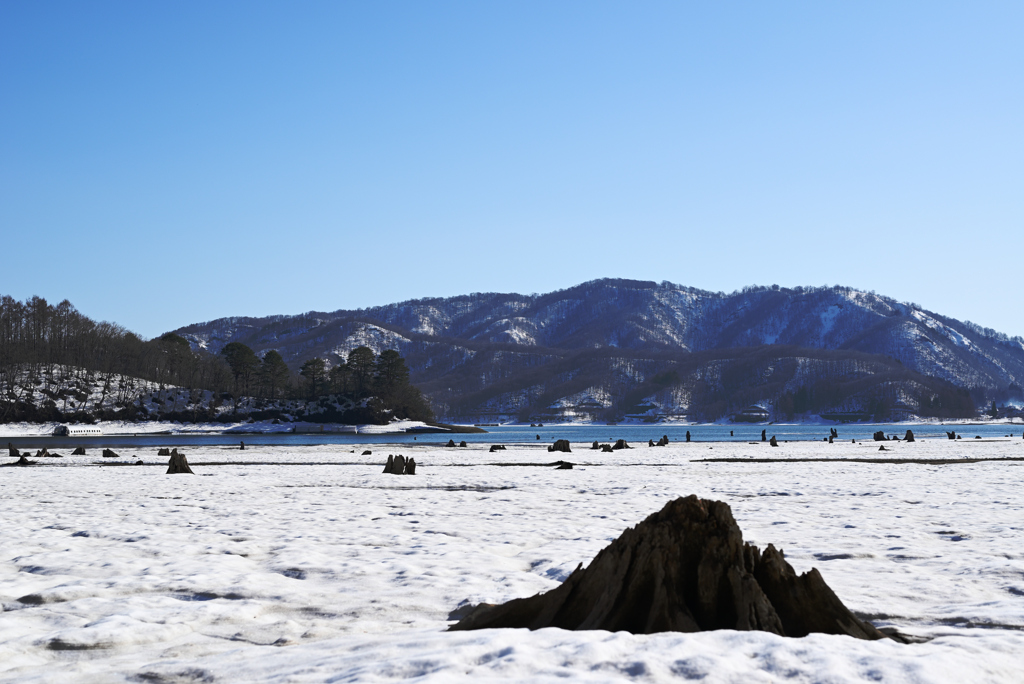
[2,438,1023,682]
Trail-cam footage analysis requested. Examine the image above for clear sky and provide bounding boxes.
[2,1,1022,339]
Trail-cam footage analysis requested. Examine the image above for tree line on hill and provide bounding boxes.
[0,295,432,424]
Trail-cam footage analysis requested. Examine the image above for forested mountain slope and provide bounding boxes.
[172,280,1024,421]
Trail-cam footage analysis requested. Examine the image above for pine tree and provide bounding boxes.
[260,350,290,399]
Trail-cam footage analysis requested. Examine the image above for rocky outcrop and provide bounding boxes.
[449,495,893,641]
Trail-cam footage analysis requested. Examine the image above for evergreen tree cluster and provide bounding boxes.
[0,295,433,425]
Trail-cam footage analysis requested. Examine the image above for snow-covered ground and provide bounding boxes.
[0,420,430,438]
[2,438,1023,682]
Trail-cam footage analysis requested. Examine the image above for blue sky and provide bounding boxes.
[2,1,1022,338]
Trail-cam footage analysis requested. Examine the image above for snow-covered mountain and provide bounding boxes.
[172,279,1024,421]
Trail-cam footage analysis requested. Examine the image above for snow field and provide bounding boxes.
[1,439,1023,682]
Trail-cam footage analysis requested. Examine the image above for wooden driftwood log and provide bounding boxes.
[166,449,194,474]
[450,495,900,641]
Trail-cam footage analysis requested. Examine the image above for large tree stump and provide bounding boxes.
[769,435,779,447]
[405,458,416,475]
[450,495,895,641]
[383,455,395,473]
[611,439,630,450]
[72,446,86,456]
[548,439,571,453]
[904,430,915,442]
[166,449,194,474]
[102,448,119,458]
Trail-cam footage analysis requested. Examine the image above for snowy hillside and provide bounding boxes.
[171,280,1024,422]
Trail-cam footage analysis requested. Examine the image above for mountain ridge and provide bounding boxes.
[171,279,1024,421]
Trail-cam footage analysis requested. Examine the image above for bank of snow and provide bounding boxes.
[1,439,1022,682]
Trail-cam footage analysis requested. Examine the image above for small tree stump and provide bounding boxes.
[383,455,394,473]
[405,458,416,475]
[612,439,630,450]
[769,436,779,447]
[446,439,456,447]
[102,448,119,458]
[157,448,170,456]
[904,430,915,442]
[548,439,571,453]
[72,446,86,455]
[392,455,406,474]
[166,449,194,474]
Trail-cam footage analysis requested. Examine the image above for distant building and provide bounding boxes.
[733,405,770,423]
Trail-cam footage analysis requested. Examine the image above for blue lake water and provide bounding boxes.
[4,422,1020,449]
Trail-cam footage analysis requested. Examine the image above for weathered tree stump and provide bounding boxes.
[904,430,915,442]
[383,455,395,473]
[459,440,467,448]
[761,429,767,442]
[157,448,171,456]
[946,431,956,440]
[548,439,571,453]
[657,435,669,446]
[489,445,506,453]
[362,450,372,456]
[873,431,886,442]
[8,443,20,457]
[405,458,416,475]
[769,435,779,447]
[72,446,86,456]
[686,431,691,442]
[591,441,600,450]
[600,444,614,453]
[449,495,897,641]
[102,448,119,458]
[446,439,457,447]
[166,449,194,474]
[612,439,630,450]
